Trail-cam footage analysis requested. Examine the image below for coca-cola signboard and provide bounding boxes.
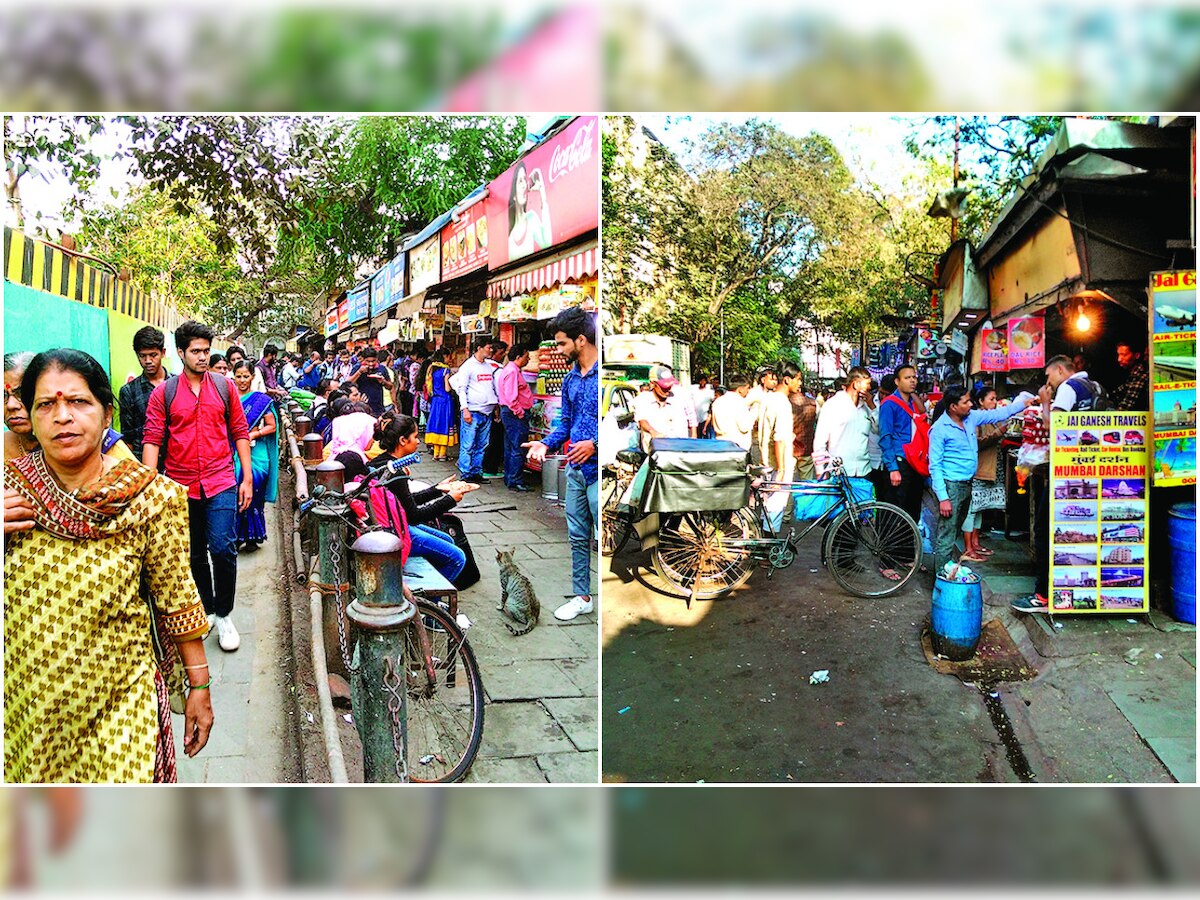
[486,115,599,270]
[440,199,489,280]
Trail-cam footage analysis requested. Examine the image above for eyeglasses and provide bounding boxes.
[3,388,22,404]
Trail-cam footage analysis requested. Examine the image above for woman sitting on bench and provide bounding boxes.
[365,413,478,583]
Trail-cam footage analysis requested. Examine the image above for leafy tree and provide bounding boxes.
[902,115,1062,242]
[3,115,104,230]
[679,119,859,324]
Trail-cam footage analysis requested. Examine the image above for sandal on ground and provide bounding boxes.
[975,546,994,555]
[878,567,903,581]
[959,551,988,563]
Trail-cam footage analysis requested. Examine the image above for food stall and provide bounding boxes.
[484,115,600,472]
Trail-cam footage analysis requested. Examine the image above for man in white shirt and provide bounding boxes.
[692,373,716,439]
[711,375,755,450]
[745,367,777,464]
[633,365,694,452]
[813,367,876,478]
[455,337,499,483]
[758,362,801,532]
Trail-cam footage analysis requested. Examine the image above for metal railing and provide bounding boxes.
[277,398,412,783]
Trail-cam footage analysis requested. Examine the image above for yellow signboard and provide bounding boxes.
[1049,411,1150,614]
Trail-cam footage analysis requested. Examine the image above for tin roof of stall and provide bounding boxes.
[974,117,1192,268]
[399,184,489,251]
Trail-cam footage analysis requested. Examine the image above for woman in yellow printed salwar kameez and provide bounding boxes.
[3,349,214,782]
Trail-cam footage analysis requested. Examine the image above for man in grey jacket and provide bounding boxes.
[456,337,499,484]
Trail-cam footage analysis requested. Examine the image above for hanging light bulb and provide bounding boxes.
[1075,303,1091,332]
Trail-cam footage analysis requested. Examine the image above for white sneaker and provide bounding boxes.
[554,596,594,621]
[216,615,240,652]
[206,614,216,637]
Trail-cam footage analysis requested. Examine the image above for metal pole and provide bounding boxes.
[719,310,725,386]
[313,460,347,680]
[346,531,416,783]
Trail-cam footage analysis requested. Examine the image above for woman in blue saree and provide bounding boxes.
[231,361,279,549]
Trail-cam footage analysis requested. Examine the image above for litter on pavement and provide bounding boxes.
[809,670,830,684]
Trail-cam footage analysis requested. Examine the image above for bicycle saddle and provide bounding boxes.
[616,448,646,465]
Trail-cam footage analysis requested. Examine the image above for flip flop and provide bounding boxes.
[878,567,903,581]
[975,546,995,556]
[959,552,988,563]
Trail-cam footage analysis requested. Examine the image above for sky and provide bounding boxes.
[8,112,555,237]
[634,113,931,196]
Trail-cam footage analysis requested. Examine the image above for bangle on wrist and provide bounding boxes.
[184,663,209,671]
[190,678,212,691]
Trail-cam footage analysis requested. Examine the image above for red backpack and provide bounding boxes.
[348,484,412,564]
[882,394,931,476]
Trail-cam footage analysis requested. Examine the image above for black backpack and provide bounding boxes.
[1066,376,1111,412]
[156,374,235,472]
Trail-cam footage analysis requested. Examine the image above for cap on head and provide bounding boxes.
[648,364,679,390]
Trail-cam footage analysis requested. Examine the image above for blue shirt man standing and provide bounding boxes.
[523,307,599,621]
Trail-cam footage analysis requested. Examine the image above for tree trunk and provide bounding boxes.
[224,296,275,342]
[5,167,24,229]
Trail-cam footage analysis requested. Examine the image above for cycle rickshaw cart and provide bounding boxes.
[608,437,923,606]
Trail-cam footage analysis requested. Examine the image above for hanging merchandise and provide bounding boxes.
[536,338,570,396]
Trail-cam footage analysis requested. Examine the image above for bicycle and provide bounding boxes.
[299,455,485,783]
[649,458,922,602]
[601,448,644,557]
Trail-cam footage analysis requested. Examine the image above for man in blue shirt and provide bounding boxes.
[523,307,599,621]
[929,385,1034,571]
[878,365,927,530]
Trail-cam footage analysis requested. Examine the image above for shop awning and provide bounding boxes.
[377,320,401,345]
[392,290,426,318]
[487,243,597,298]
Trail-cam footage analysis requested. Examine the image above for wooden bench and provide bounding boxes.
[403,555,458,619]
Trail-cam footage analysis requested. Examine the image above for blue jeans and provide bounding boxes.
[565,465,598,597]
[188,485,239,618]
[500,407,530,487]
[409,524,466,582]
[457,410,493,476]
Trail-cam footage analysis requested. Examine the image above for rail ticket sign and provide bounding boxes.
[1149,269,1196,487]
[1049,411,1150,614]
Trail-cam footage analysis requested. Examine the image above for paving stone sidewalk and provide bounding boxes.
[419,455,599,783]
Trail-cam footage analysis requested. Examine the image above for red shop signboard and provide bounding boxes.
[485,115,599,270]
[440,199,488,280]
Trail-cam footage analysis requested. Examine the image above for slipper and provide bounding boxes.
[959,551,988,563]
[878,567,903,581]
[975,546,995,556]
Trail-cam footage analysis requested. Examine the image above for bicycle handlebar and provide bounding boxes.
[298,450,422,516]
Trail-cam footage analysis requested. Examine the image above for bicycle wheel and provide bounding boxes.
[601,469,634,557]
[822,501,921,598]
[403,601,485,783]
[652,509,760,599]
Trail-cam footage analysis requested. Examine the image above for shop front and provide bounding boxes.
[935,117,1195,620]
[483,115,600,468]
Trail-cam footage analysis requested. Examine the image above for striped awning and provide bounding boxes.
[487,243,597,298]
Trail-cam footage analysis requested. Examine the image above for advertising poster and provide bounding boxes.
[324,308,339,337]
[1007,314,1045,369]
[372,256,404,317]
[1149,269,1196,487]
[337,300,349,331]
[409,235,441,295]
[440,199,489,280]
[347,283,370,325]
[914,326,937,359]
[1049,411,1150,614]
[460,314,487,334]
[485,116,599,269]
[980,325,1008,371]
